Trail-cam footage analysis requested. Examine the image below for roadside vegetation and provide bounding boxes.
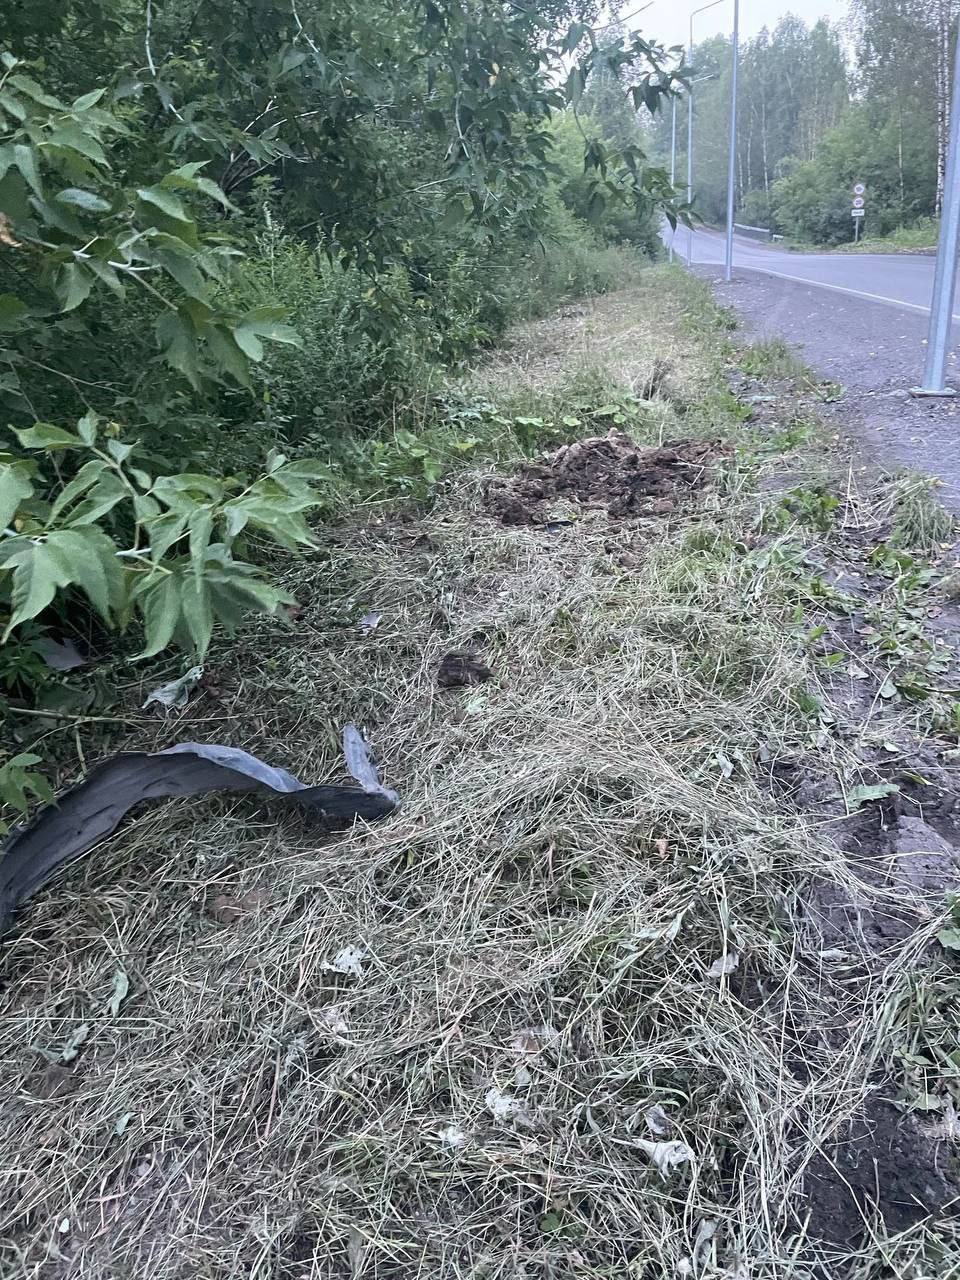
[0,0,685,827]
[4,5,960,1278]
[4,258,960,1275]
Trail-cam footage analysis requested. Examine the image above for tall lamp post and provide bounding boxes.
[723,0,740,282]
[687,0,725,263]
[912,18,960,397]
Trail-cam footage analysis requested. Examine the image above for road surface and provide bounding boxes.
[669,225,952,324]
[671,227,960,513]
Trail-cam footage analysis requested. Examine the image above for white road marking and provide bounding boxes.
[681,231,959,322]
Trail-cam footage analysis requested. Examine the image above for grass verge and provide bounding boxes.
[2,267,959,1279]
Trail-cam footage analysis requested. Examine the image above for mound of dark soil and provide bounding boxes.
[487,430,722,525]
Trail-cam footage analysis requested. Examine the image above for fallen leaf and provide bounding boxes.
[60,1022,90,1064]
[706,952,739,979]
[324,944,366,978]
[638,1138,694,1176]
[113,1112,134,1137]
[359,610,381,635]
[142,665,204,711]
[846,781,900,809]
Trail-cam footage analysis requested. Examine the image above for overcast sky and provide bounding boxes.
[626,0,850,51]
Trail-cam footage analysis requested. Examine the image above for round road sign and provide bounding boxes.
[852,196,865,209]
[853,182,866,196]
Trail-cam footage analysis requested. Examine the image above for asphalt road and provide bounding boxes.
[672,227,960,512]
[669,225,952,323]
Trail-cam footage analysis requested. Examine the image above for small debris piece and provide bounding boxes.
[35,637,87,671]
[437,650,492,689]
[486,430,722,525]
[318,1005,349,1035]
[644,1104,673,1137]
[342,723,399,805]
[323,945,366,978]
[143,665,204,711]
[439,1124,470,1148]
[509,1024,560,1057]
[638,1138,694,1177]
[706,952,739,979]
[485,1086,531,1127]
[359,610,381,635]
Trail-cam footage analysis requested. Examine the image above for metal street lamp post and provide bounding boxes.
[723,0,740,282]
[912,20,960,397]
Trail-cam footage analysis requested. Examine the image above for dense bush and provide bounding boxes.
[0,2,684,822]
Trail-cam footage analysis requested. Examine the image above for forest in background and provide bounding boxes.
[650,0,960,246]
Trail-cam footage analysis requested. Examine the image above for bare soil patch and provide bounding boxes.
[486,429,721,524]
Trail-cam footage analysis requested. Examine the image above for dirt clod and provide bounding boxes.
[436,650,492,688]
[486,430,721,524]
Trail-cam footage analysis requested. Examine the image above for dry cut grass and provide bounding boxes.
[0,272,951,1279]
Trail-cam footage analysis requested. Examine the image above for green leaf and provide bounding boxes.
[180,575,213,656]
[14,423,83,450]
[937,927,960,952]
[0,465,33,528]
[49,459,107,519]
[2,541,72,637]
[137,574,181,657]
[0,293,28,332]
[72,88,107,111]
[46,120,108,165]
[12,142,41,197]
[54,262,93,312]
[188,507,214,580]
[155,309,200,389]
[55,187,111,213]
[64,471,130,526]
[157,249,210,302]
[137,185,192,223]
[45,528,122,622]
[77,412,98,445]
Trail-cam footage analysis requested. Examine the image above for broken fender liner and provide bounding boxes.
[0,736,398,934]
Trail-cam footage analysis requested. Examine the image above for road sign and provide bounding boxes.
[853,182,866,196]
[852,196,865,209]
[851,209,865,218]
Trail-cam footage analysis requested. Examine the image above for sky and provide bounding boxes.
[622,0,850,51]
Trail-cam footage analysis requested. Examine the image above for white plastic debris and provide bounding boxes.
[644,1104,672,1137]
[323,945,366,979]
[439,1124,469,1148]
[143,665,204,711]
[707,952,739,979]
[638,1138,694,1177]
[318,1005,349,1034]
[485,1087,530,1127]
